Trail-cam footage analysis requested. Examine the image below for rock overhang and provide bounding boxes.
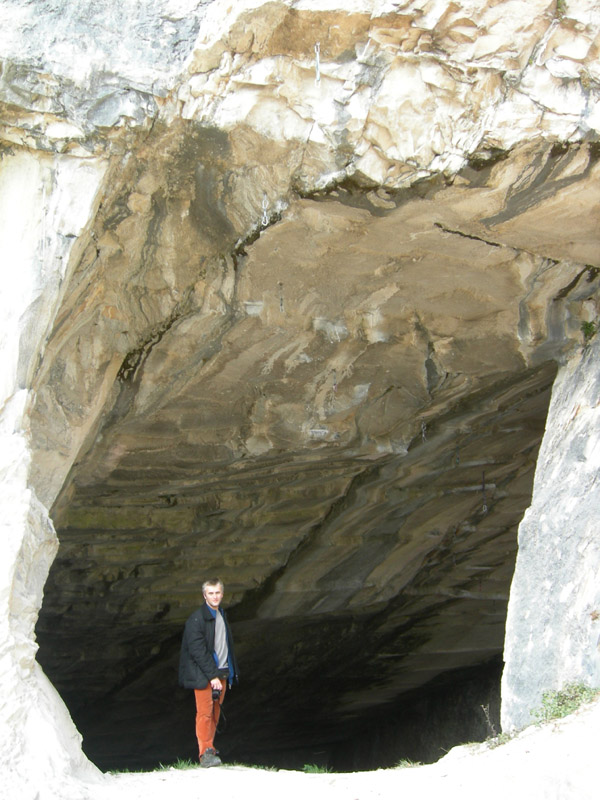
[33,133,596,766]
[1,0,600,780]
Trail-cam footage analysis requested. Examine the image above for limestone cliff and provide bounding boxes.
[0,0,599,792]
[502,334,600,730]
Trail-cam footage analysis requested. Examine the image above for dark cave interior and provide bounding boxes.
[35,363,554,772]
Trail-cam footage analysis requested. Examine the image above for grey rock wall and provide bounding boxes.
[502,334,600,730]
[1,0,600,792]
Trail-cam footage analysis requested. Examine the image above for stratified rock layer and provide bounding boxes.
[34,136,597,767]
[1,0,599,788]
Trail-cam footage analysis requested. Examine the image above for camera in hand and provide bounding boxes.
[212,687,222,701]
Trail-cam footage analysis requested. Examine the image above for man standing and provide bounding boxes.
[179,578,239,767]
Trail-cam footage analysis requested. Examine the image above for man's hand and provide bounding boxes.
[210,678,223,691]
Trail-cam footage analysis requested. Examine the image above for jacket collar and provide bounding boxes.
[201,602,222,620]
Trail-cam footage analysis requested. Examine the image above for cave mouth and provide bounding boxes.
[35,359,556,773]
[3,1,600,783]
[27,110,579,776]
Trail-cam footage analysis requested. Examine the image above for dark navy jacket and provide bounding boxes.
[178,602,239,689]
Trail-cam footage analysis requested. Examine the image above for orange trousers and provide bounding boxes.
[194,683,226,757]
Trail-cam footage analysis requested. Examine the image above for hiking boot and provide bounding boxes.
[200,748,222,768]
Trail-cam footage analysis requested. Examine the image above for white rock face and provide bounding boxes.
[1,0,600,795]
[66,697,600,800]
[502,336,600,731]
[0,150,105,796]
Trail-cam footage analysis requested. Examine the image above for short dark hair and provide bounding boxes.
[202,578,224,593]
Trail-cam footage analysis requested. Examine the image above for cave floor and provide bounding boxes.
[82,698,600,800]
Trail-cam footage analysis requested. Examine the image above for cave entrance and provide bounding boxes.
[28,116,575,775]
[36,360,556,772]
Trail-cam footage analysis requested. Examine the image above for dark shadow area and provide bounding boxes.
[35,362,556,773]
[36,619,501,773]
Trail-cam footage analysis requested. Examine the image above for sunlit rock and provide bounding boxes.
[1,0,599,791]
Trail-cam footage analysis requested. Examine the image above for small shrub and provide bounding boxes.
[531,683,599,724]
[396,758,423,768]
[581,320,597,342]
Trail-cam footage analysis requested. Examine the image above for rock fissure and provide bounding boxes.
[433,221,504,249]
[1,0,600,790]
[117,295,197,384]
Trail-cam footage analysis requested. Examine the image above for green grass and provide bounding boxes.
[111,758,284,774]
[159,758,281,771]
[486,731,514,749]
[159,758,199,770]
[532,683,600,724]
[303,763,331,773]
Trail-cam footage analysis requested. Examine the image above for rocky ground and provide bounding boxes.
[79,697,600,800]
[2,2,599,795]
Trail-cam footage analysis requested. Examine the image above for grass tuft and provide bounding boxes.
[486,731,514,749]
[396,758,423,768]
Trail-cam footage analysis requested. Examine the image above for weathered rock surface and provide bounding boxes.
[0,142,104,797]
[502,334,600,730]
[1,0,599,793]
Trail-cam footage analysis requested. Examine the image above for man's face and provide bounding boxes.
[203,584,223,610]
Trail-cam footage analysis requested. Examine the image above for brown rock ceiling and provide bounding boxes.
[34,128,600,769]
